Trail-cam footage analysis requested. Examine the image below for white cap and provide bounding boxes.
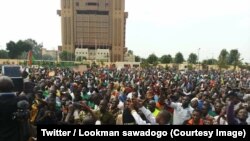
[191,98,198,102]
[95,120,101,125]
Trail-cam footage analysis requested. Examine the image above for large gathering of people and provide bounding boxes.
[0,65,250,140]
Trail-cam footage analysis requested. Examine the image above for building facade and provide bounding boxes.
[41,48,58,60]
[58,0,128,62]
[75,48,109,62]
[124,52,135,62]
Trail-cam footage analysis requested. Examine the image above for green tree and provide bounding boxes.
[228,49,240,70]
[140,58,150,68]
[16,40,32,52]
[19,52,29,59]
[128,50,133,55]
[174,52,185,64]
[6,41,19,59]
[187,53,198,64]
[202,59,217,65]
[0,50,9,59]
[6,40,32,59]
[218,49,229,69]
[24,39,43,60]
[147,53,158,64]
[42,54,54,60]
[135,55,141,62]
[160,54,172,64]
[60,51,75,61]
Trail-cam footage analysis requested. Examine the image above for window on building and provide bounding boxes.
[86,2,98,6]
[63,0,66,8]
[76,2,79,7]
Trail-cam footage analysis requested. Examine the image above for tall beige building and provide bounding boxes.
[58,0,128,62]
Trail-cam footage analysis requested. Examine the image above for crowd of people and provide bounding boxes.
[1,65,250,140]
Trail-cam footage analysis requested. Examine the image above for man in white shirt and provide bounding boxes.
[166,96,193,125]
[128,99,171,125]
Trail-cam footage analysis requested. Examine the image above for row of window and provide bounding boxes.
[76,2,109,7]
[63,0,71,9]
[76,15,109,18]
[76,33,110,36]
[77,10,109,15]
[76,25,109,27]
[76,52,109,55]
[76,19,109,22]
[86,2,98,6]
[76,22,109,26]
[76,28,109,31]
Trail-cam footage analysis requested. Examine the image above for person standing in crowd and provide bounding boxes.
[148,100,160,117]
[183,110,204,125]
[213,106,228,125]
[227,98,248,125]
[95,100,115,124]
[165,95,193,125]
[128,98,171,125]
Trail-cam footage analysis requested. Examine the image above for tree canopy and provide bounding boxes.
[0,50,9,59]
[174,52,185,64]
[24,39,43,60]
[228,49,240,70]
[6,40,32,59]
[160,54,172,64]
[187,53,198,64]
[218,49,229,69]
[147,53,158,64]
[135,55,141,62]
[42,54,54,61]
[202,59,217,65]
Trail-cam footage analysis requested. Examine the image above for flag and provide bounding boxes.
[27,50,35,66]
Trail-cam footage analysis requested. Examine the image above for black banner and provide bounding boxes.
[37,125,250,140]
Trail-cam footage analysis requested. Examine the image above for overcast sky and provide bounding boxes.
[0,0,249,62]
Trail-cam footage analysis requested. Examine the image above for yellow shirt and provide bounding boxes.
[153,108,160,117]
